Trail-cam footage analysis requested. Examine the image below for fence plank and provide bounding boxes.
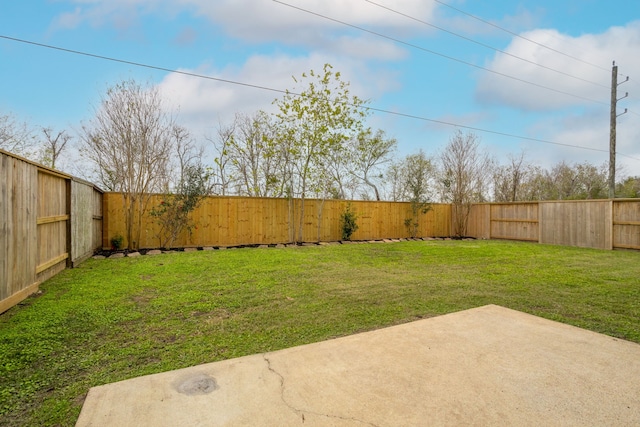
[37,215,70,225]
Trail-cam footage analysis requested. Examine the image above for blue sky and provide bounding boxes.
[1,0,640,177]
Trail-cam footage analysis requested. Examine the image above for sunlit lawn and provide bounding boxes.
[1,240,639,426]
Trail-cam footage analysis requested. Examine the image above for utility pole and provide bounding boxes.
[608,61,628,199]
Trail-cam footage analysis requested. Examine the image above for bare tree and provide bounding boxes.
[207,119,237,195]
[349,129,396,201]
[0,112,36,158]
[39,127,71,170]
[172,127,209,190]
[384,151,435,236]
[384,161,404,202]
[324,142,357,199]
[493,151,530,202]
[440,131,493,237]
[515,165,548,201]
[536,161,608,200]
[80,79,182,250]
[226,111,283,197]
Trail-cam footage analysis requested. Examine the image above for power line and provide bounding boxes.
[0,35,292,98]
[360,104,630,157]
[431,0,640,97]
[272,0,609,107]
[365,0,640,116]
[1,34,638,161]
[364,0,609,90]
[432,0,612,75]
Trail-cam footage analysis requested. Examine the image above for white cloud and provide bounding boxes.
[476,21,640,111]
[181,0,437,40]
[52,7,84,30]
[513,105,640,176]
[174,27,198,46]
[51,0,436,60]
[320,35,407,61]
[50,0,155,31]
[439,6,543,38]
[472,21,640,175]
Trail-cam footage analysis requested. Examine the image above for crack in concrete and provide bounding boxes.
[262,354,381,426]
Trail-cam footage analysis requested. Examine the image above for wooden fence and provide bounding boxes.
[4,153,640,313]
[102,193,452,249]
[466,200,640,250]
[0,149,103,313]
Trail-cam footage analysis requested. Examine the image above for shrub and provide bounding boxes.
[110,234,124,250]
[340,202,359,241]
[150,164,211,249]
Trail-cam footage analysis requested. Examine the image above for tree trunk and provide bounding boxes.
[317,198,326,242]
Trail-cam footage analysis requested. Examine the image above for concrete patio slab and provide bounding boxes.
[76,305,640,426]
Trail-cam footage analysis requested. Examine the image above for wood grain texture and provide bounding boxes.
[103,193,452,248]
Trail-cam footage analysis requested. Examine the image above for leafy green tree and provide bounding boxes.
[402,151,434,238]
[513,160,608,201]
[616,176,640,198]
[151,164,212,248]
[272,63,368,242]
[226,111,282,197]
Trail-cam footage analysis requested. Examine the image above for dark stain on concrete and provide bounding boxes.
[173,373,218,396]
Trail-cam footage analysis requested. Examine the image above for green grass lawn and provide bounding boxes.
[1,240,639,426]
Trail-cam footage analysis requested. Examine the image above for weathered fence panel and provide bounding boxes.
[613,199,640,250]
[36,169,69,284]
[539,200,612,249]
[102,193,452,249]
[71,179,104,266]
[466,202,539,241]
[466,204,490,239]
[0,152,38,313]
[491,202,539,242]
[465,200,639,250]
[1,149,103,313]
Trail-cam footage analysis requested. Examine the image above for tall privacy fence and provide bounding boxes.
[103,194,640,251]
[102,193,453,249]
[466,200,640,250]
[1,149,103,313]
[2,148,640,313]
